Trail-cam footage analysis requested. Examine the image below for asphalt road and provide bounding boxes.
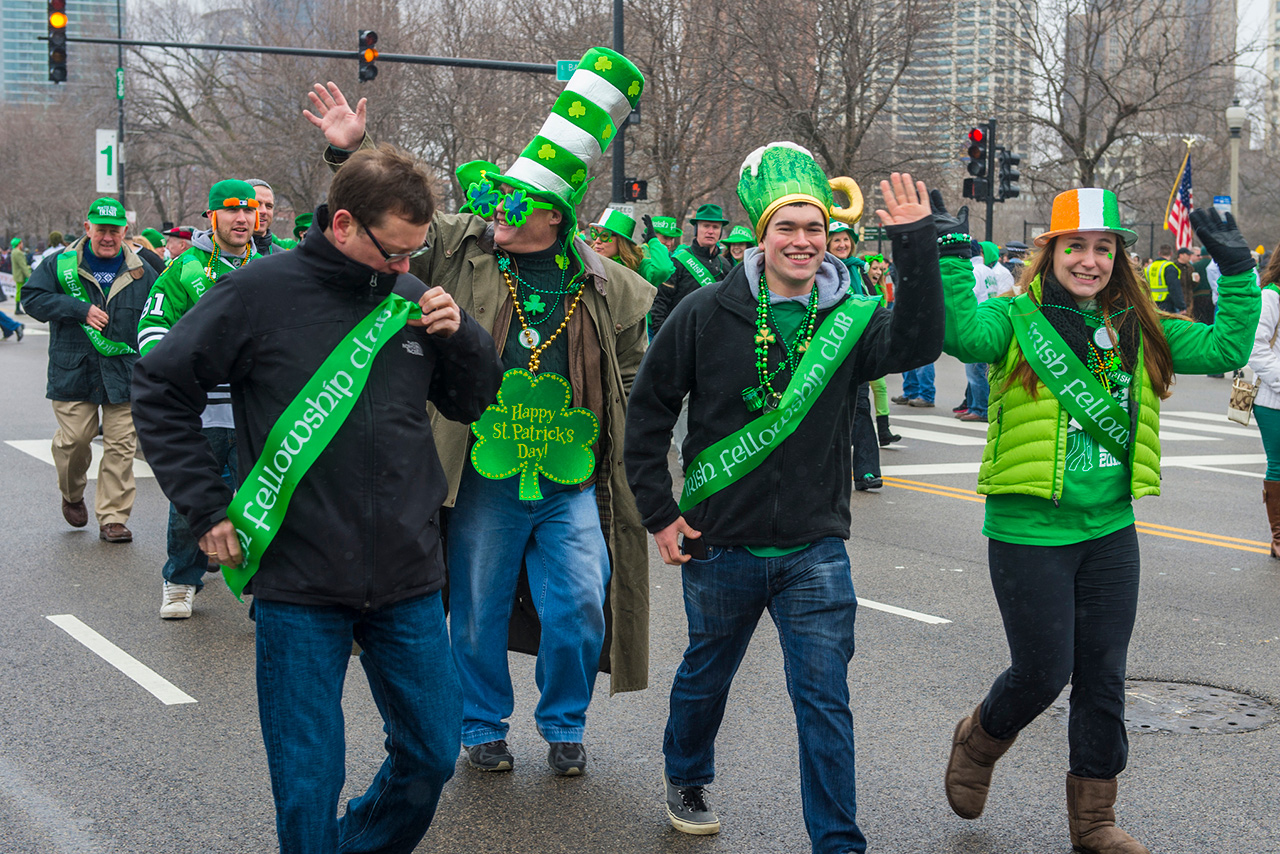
[1,320,1277,853]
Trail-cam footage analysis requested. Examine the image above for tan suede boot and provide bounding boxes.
[1262,481,1280,558]
[1066,774,1150,853]
[944,704,1016,819]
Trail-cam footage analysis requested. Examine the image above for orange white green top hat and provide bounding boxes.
[736,142,863,238]
[455,47,643,229]
[1035,188,1137,247]
[590,207,639,243]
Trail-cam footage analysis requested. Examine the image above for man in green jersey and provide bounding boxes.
[138,180,262,619]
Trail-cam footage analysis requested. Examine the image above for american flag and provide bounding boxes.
[1165,153,1194,249]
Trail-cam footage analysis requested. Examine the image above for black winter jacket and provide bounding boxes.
[132,222,503,610]
[649,239,733,336]
[625,216,943,546]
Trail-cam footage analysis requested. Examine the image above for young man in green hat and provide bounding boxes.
[626,146,950,850]
[23,197,158,542]
[650,203,734,337]
[306,46,655,776]
[138,180,264,619]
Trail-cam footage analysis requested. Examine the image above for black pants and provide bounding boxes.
[851,382,879,479]
[980,525,1140,779]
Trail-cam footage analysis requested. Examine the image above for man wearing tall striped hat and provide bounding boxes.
[306,47,655,777]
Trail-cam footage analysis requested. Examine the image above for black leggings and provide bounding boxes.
[981,525,1140,779]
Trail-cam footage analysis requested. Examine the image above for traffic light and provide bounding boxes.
[963,177,990,202]
[623,178,648,201]
[48,0,67,83]
[963,126,992,202]
[358,30,378,82]
[998,149,1021,201]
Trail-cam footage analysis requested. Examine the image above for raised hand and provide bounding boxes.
[875,173,931,227]
[302,82,367,151]
[1190,208,1254,276]
[928,189,973,258]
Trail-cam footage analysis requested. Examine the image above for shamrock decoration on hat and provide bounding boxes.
[455,47,644,235]
[736,142,862,238]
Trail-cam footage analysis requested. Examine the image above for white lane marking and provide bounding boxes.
[46,615,196,705]
[891,426,986,446]
[10,327,48,336]
[5,440,155,479]
[892,414,990,432]
[857,597,951,625]
[1160,418,1259,437]
[1163,453,1266,467]
[1157,431,1221,442]
[1174,464,1264,479]
[1165,409,1259,428]
[883,462,981,475]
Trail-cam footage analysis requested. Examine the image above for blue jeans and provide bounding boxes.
[163,427,237,588]
[665,538,866,854]
[255,593,460,854]
[0,310,19,334]
[963,362,989,418]
[447,463,611,745]
[901,364,935,402]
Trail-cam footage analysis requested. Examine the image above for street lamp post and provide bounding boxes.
[1225,98,1247,222]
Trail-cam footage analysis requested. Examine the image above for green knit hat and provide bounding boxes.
[979,241,999,266]
[719,225,757,245]
[206,179,259,216]
[86,197,128,227]
[456,47,643,227]
[650,216,682,237]
[736,142,863,238]
[293,212,313,239]
[590,208,639,243]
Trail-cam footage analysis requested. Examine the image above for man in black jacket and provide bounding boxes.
[132,145,503,852]
[625,146,945,852]
[649,203,734,336]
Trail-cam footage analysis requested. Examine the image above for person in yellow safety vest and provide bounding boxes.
[1144,244,1185,313]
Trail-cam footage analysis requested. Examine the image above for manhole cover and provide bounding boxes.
[1048,680,1278,734]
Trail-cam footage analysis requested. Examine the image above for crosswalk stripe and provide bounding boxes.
[5,440,156,479]
[890,426,986,446]
[47,615,197,705]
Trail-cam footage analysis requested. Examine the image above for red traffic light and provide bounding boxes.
[968,127,984,143]
[359,30,378,48]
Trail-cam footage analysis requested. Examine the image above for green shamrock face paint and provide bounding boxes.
[1107,252,1114,259]
[1064,248,1072,255]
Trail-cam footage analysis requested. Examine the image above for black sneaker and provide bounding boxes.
[547,741,586,776]
[855,474,883,491]
[14,324,23,342]
[664,773,720,835]
[465,740,513,771]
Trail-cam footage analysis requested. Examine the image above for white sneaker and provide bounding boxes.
[160,582,196,619]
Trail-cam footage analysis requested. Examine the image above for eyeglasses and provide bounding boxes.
[358,220,431,263]
[589,227,614,243]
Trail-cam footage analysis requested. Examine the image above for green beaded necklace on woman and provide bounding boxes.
[742,269,821,412]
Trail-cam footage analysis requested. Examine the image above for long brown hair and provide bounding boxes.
[1260,249,1280,288]
[1006,234,1186,399]
[612,236,644,272]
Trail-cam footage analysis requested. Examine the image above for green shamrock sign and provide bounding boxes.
[471,370,600,500]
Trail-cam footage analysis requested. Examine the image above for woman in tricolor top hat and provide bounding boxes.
[588,206,675,287]
[927,185,1260,853]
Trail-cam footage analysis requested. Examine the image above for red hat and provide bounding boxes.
[163,227,193,240]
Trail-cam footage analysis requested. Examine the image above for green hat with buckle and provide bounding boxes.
[650,216,682,237]
[689,203,730,224]
[206,179,259,216]
[719,225,757,245]
[455,47,643,228]
[590,207,639,243]
[86,197,128,227]
[293,212,313,239]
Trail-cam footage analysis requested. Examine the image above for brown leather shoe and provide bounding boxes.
[1066,774,1150,853]
[945,704,1017,819]
[99,523,133,543]
[62,498,88,528]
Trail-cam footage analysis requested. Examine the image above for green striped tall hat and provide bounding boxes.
[459,47,643,224]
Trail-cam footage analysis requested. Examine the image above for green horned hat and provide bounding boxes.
[720,225,757,245]
[650,216,682,237]
[736,142,863,238]
[590,207,640,243]
[455,47,643,229]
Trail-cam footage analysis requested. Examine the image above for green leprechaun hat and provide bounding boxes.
[456,47,643,228]
[737,142,863,238]
[591,207,640,243]
[719,224,757,245]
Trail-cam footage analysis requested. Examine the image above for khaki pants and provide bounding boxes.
[52,400,136,525]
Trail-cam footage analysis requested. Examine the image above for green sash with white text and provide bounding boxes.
[672,248,716,288]
[678,296,879,512]
[56,250,136,356]
[221,293,421,598]
[1009,293,1132,466]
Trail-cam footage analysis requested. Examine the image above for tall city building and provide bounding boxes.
[885,0,1036,165]
[1269,0,1280,146]
[1,0,121,104]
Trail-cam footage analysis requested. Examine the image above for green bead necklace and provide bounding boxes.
[742,271,820,412]
[496,250,575,323]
